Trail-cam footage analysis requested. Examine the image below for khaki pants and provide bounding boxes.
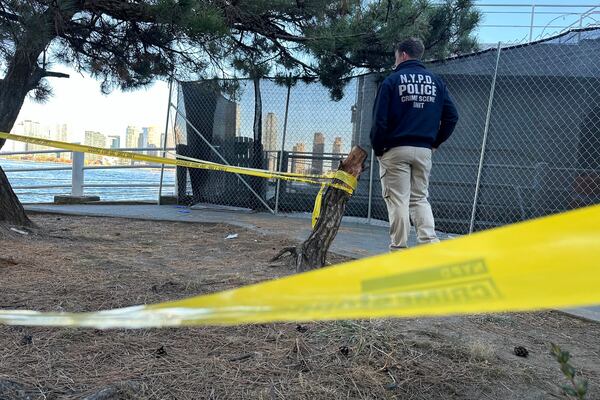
[379,146,439,250]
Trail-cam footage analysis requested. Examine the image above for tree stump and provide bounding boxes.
[272,146,367,272]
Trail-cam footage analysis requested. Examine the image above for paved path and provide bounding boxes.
[24,203,600,322]
[26,203,392,257]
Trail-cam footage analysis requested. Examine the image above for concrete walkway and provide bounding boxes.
[25,203,435,258]
[24,203,600,322]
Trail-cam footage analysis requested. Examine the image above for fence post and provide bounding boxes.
[469,42,502,234]
[367,148,375,223]
[275,78,292,214]
[529,2,536,42]
[158,78,174,205]
[71,151,84,197]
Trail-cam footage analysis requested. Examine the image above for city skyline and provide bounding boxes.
[10,75,356,157]
[2,119,166,165]
[6,108,351,164]
[4,120,72,155]
[287,134,344,174]
[5,120,164,149]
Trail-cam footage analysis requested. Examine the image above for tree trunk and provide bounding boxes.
[0,66,39,227]
[0,167,32,227]
[0,20,55,226]
[0,55,40,227]
[252,77,263,147]
[250,76,265,208]
[272,146,368,272]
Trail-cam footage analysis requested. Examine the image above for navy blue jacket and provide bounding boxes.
[370,60,459,156]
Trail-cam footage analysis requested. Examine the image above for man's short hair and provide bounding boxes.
[396,38,425,59]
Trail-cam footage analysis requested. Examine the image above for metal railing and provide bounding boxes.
[0,147,176,202]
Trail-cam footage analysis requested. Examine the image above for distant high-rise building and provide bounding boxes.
[160,131,175,150]
[291,142,307,174]
[6,122,27,152]
[311,132,325,175]
[108,135,120,149]
[264,112,278,171]
[84,131,106,147]
[332,136,343,154]
[137,129,148,149]
[124,126,140,165]
[141,126,160,156]
[49,124,69,158]
[235,104,242,137]
[331,136,343,170]
[125,126,138,149]
[19,120,43,151]
[84,131,106,162]
[143,126,160,147]
[54,124,69,143]
[264,113,278,151]
[22,120,41,137]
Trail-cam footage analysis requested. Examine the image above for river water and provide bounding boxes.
[0,159,176,203]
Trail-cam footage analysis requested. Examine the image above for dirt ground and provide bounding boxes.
[0,213,599,400]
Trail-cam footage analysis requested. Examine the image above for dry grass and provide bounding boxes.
[1,214,599,399]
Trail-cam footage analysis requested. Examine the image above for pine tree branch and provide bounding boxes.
[78,0,156,23]
[41,70,70,79]
[26,67,69,90]
[0,9,22,23]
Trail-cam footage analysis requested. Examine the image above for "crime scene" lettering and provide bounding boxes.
[398,73,437,106]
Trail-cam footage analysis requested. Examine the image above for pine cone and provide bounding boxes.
[339,345,350,356]
[155,345,167,358]
[20,335,33,346]
[514,346,529,358]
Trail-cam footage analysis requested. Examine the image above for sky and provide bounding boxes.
[10,0,600,151]
[475,0,599,44]
[14,68,170,144]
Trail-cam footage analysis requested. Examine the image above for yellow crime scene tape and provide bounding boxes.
[0,132,356,227]
[0,200,598,327]
[0,132,356,192]
[1,131,599,328]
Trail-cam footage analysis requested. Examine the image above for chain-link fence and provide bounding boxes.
[164,27,600,234]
